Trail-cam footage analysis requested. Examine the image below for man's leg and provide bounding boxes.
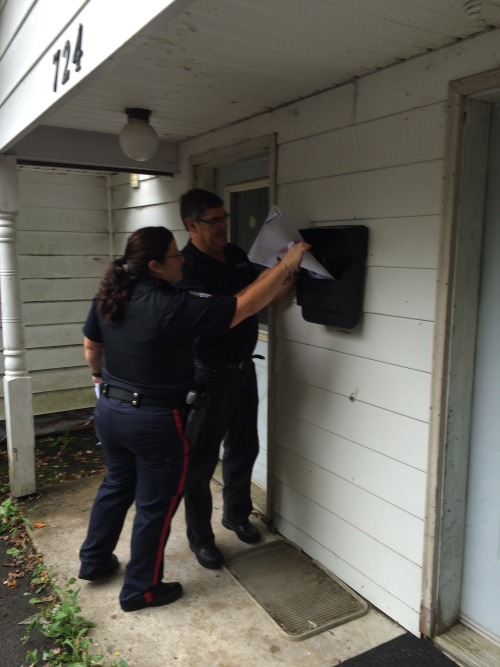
[184,365,239,562]
[221,363,260,535]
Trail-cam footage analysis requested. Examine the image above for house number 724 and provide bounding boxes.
[52,24,84,93]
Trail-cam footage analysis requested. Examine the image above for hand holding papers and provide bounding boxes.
[248,206,333,279]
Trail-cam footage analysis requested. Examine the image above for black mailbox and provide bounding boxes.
[296,225,368,329]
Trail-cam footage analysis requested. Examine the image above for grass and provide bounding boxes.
[1,429,127,667]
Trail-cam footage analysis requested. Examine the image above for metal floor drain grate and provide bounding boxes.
[225,540,369,640]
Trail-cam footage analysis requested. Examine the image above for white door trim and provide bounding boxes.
[422,68,500,638]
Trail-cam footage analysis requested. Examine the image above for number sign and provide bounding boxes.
[53,24,84,93]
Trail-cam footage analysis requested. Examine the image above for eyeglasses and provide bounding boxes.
[197,213,230,225]
[163,251,183,260]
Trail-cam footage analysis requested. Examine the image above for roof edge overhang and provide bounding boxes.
[8,125,177,175]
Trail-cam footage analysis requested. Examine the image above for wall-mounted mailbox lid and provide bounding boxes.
[296,225,369,329]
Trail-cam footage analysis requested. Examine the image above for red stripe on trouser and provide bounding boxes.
[152,409,189,585]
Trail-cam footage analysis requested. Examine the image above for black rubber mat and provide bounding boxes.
[338,632,459,666]
[225,540,369,640]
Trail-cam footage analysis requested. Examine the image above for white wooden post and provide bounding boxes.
[0,155,36,497]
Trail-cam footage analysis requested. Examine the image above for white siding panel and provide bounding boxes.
[111,172,188,198]
[273,482,422,618]
[26,346,84,372]
[19,181,107,210]
[174,229,190,250]
[275,376,428,472]
[20,255,106,279]
[20,170,107,188]
[366,216,439,269]
[0,387,96,416]
[276,306,434,373]
[22,301,89,326]
[275,417,426,523]
[364,267,437,320]
[278,160,442,222]
[22,278,98,303]
[0,367,91,398]
[17,207,108,233]
[275,340,431,422]
[294,215,440,269]
[2,168,108,418]
[30,366,90,393]
[279,103,445,183]
[355,29,500,124]
[110,173,132,187]
[112,229,189,256]
[19,232,108,255]
[25,324,82,349]
[276,84,355,144]
[31,387,96,415]
[113,202,183,232]
[112,175,178,210]
[274,497,421,635]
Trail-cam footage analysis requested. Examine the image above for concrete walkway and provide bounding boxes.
[27,475,405,667]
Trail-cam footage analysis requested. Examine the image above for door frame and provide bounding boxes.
[224,177,270,264]
[422,68,500,638]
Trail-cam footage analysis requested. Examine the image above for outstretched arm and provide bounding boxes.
[230,242,309,327]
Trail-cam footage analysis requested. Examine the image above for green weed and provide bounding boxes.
[0,495,32,536]
[25,578,127,666]
[0,497,126,667]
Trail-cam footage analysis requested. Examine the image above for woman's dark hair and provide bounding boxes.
[96,226,174,324]
[179,188,223,228]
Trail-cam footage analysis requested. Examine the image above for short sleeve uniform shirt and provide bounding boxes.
[179,241,259,363]
[83,276,236,397]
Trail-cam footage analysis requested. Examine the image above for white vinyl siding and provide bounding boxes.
[0,168,109,416]
[110,173,187,254]
[170,29,500,635]
[271,93,439,636]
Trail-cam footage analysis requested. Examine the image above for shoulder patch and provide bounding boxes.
[188,291,213,299]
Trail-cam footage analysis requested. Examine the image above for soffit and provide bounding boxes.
[28,0,500,143]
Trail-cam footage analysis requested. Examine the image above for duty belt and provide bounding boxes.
[101,383,187,408]
[197,354,265,371]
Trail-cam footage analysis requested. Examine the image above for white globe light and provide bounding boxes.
[119,109,159,162]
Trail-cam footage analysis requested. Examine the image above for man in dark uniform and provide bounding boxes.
[179,188,294,569]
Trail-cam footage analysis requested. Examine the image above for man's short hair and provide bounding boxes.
[180,188,224,228]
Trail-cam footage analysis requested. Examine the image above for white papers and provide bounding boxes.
[248,206,333,279]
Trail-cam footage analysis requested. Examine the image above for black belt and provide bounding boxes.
[101,384,186,408]
[197,354,264,371]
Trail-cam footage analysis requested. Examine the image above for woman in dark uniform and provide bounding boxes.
[78,225,309,612]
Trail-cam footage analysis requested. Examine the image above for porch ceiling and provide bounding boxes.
[11,0,500,170]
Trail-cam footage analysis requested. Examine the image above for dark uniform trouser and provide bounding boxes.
[79,395,189,604]
[184,360,259,549]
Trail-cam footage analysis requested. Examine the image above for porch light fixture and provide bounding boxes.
[119,108,159,161]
